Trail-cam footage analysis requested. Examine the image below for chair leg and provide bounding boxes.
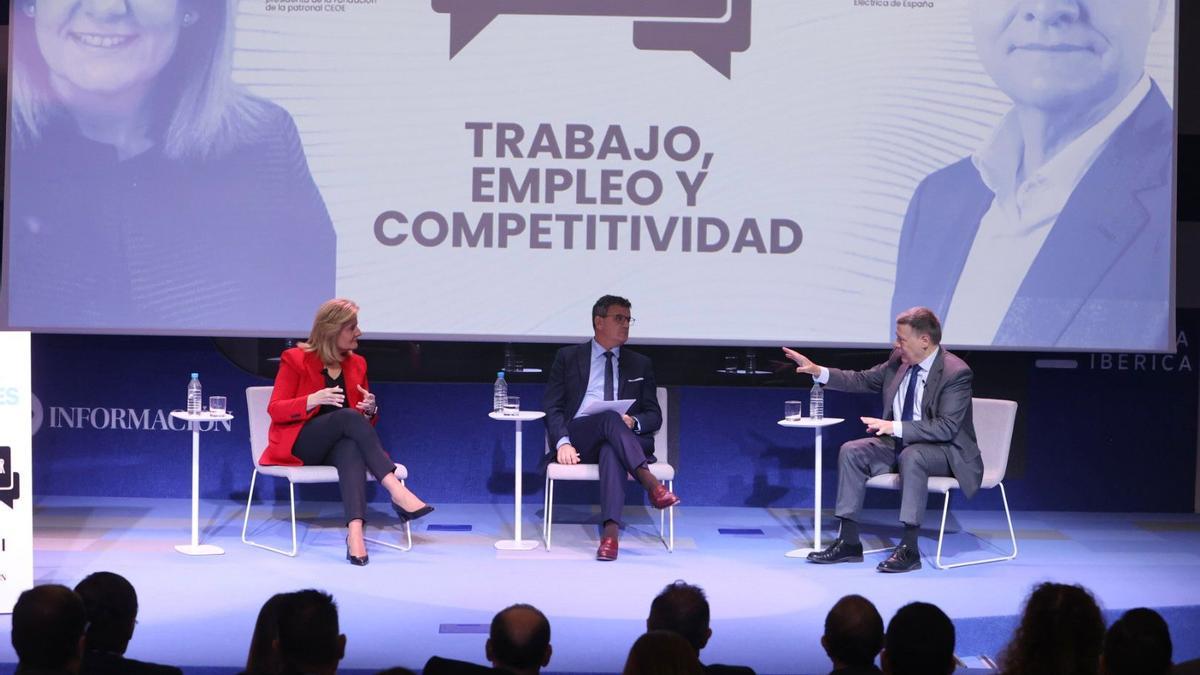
[542,476,555,551]
[934,490,952,568]
[935,483,1018,570]
[242,473,300,557]
[366,478,414,552]
[241,469,258,546]
[364,516,412,550]
[667,479,675,552]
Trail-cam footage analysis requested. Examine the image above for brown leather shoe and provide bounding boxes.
[648,484,680,509]
[596,536,619,561]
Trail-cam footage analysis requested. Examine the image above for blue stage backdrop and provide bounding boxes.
[29,318,1199,513]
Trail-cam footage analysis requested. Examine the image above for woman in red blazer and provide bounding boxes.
[264,298,433,565]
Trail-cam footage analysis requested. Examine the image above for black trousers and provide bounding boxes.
[293,408,396,524]
[565,411,652,525]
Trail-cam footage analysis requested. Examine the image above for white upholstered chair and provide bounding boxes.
[542,387,675,552]
[241,385,412,556]
[864,397,1018,569]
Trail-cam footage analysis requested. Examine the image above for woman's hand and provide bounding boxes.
[306,386,345,410]
[356,384,378,417]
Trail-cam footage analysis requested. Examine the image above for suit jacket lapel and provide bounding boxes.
[572,341,590,412]
[883,362,906,421]
[619,353,638,398]
[995,83,1172,346]
[921,350,946,418]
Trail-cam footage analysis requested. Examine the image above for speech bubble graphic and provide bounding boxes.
[0,472,21,509]
[431,0,748,76]
[0,447,19,507]
[634,0,751,78]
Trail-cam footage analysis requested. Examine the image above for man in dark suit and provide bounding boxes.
[784,307,981,573]
[647,581,756,675]
[543,294,679,561]
[74,572,182,675]
[891,0,1172,351]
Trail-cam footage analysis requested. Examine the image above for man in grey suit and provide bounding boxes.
[783,307,981,572]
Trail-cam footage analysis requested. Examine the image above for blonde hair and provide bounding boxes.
[12,0,268,159]
[299,299,359,366]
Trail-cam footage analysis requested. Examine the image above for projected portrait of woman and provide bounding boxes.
[890,0,1173,351]
[8,0,335,332]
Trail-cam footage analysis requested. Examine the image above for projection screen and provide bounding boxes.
[3,0,1178,350]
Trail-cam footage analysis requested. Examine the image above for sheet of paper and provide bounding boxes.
[578,398,635,417]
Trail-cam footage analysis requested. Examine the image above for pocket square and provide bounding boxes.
[626,377,645,383]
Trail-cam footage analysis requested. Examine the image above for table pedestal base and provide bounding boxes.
[494,539,539,551]
[175,544,224,556]
[784,547,820,558]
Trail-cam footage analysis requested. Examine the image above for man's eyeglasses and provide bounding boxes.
[602,314,636,325]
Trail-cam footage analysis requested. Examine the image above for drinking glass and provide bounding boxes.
[209,396,227,415]
[784,400,803,421]
[503,396,520,416]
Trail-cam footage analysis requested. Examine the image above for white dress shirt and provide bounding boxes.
[946,75,1152,344]
[815,347,939,439]
[556,340,636,449]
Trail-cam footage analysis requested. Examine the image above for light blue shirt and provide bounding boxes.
[815,347,939,439]
[557,340,638,449]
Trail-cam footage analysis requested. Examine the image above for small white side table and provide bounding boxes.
[170,411,233,556]
[489,410,546,551]
[777,417,844,558]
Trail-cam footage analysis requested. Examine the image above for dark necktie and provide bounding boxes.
[603,351,615,401]
[900,364,922,422]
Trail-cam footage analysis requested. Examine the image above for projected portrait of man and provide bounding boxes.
[7,0,335,332]
[890,0,1173,350]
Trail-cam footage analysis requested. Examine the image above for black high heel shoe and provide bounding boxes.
[345,536,369,566]
[392,502,435,523]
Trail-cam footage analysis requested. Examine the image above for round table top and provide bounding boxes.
[170,410,234,422]
[777,417,844,428]
[488,410,546,421]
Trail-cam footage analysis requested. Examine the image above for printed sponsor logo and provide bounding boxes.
[46,407,232,432]
[1088,331,1194,373]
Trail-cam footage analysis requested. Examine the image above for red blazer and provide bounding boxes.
[262,347,376,466]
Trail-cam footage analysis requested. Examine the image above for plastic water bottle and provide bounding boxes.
[809,382,824,420]
[493,371,507,412]
[187,373,203,415]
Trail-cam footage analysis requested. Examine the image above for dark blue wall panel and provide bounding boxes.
[29,327,1199,513]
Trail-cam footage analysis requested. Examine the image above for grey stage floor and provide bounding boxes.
[3,496,1200,674]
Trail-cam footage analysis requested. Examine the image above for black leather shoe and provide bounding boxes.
[345,536,369,566]
[393,503,434,523]
[877,543,922,573]
[807,538,864,564]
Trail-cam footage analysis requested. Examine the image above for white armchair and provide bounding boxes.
[240,385,412,556]
[542,387,675,552]
[865,397,1018,569]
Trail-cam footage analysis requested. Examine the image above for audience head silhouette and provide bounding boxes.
[823,594,884,671]
[486,603,552,675]
[245,592,295,675]
[74,571,139,655]
[882,602,955,675]
[622,630,704,675]
[999,582,1104,675]
[12,584,87,674]
[1102,607,1173,675]
[646,581,712,655]
[276,590,345,675]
